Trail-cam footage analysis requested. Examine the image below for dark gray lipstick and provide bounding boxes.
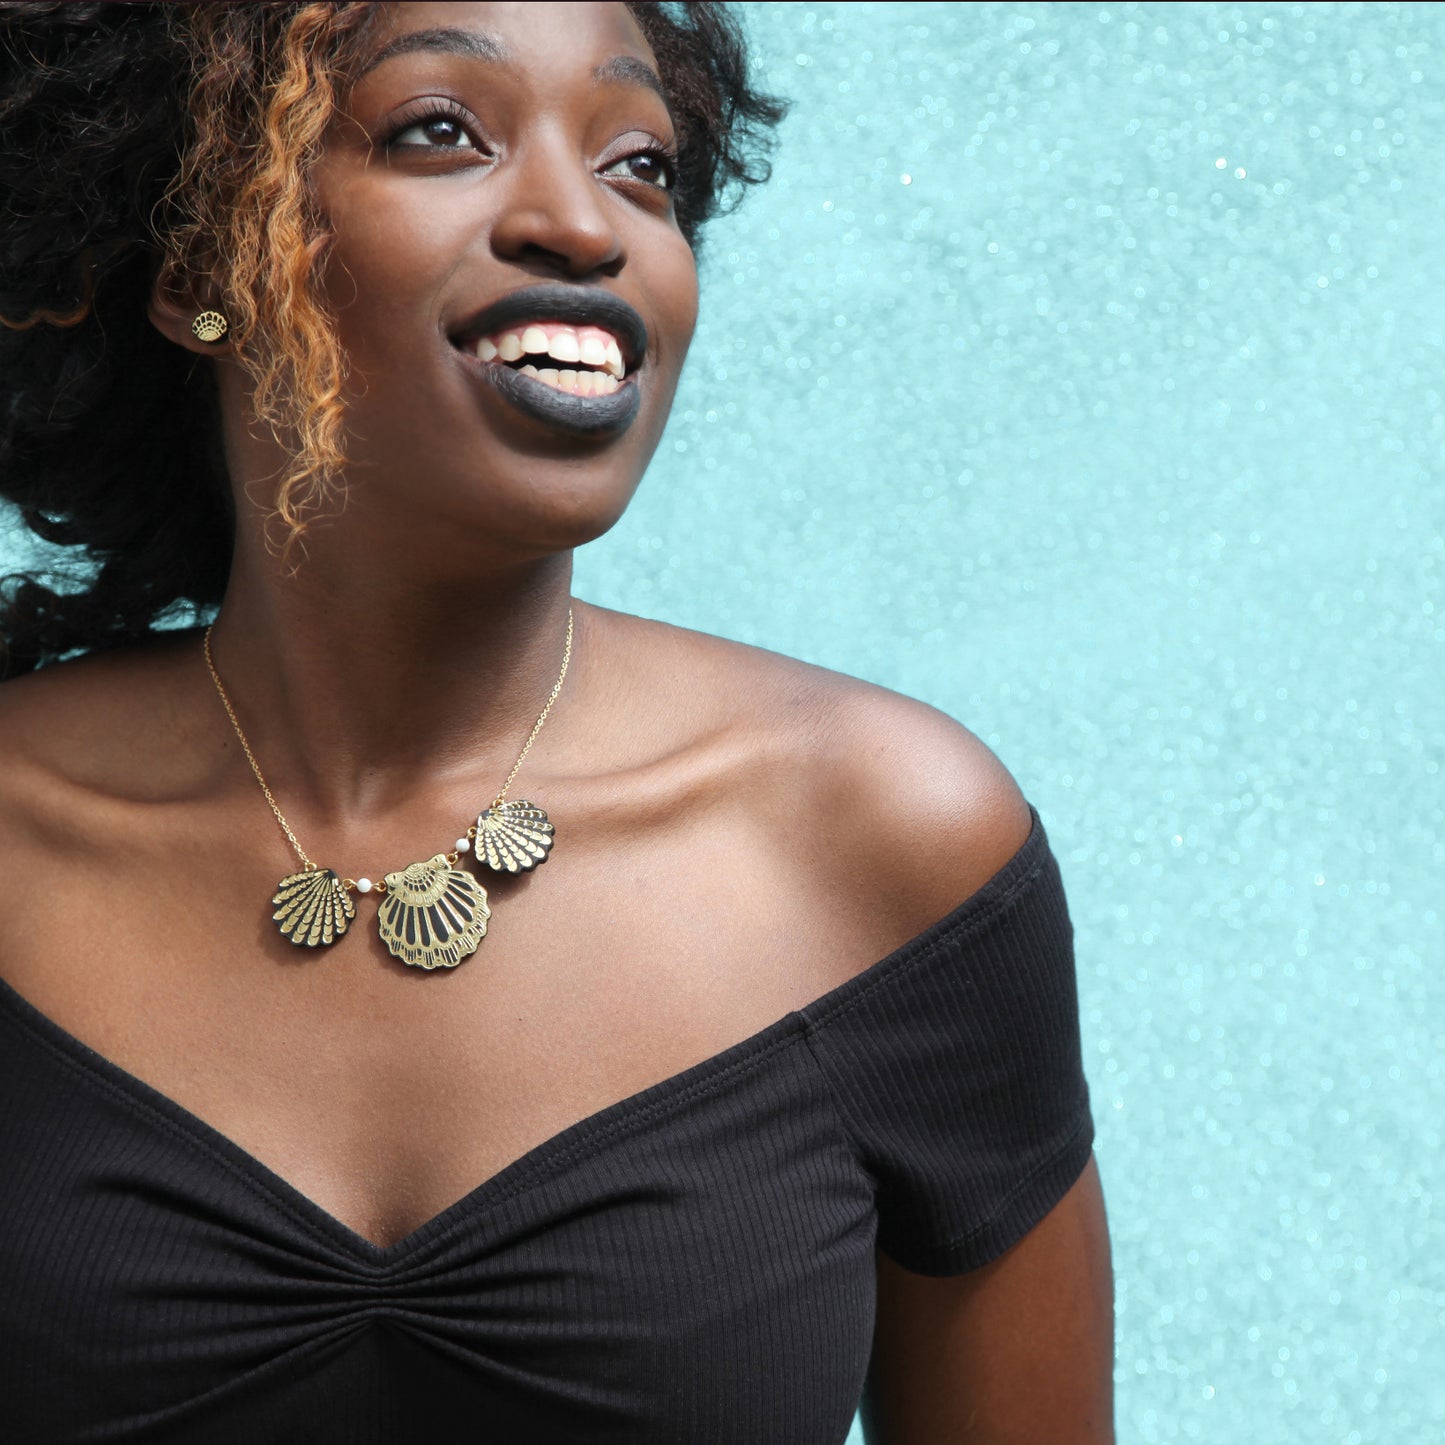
[452,283,647,437]
[475,359,641,437]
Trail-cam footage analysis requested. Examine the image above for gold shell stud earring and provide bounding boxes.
[191,310,229,343]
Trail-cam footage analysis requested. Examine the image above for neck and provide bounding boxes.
[205,534,579,822]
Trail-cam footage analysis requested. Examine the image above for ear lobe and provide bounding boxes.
[148,271,233,355]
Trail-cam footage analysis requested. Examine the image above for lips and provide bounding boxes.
[450,283,647,439]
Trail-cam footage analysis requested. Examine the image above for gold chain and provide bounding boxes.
[204,607,575,883]
[203,627,316,872]
[491,605,573,810]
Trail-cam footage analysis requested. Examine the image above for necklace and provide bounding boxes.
[203,608,574,970]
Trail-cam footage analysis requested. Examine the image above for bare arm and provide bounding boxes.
[861,1156,1115,1444]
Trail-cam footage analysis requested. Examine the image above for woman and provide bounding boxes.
[0,2,1113,1441]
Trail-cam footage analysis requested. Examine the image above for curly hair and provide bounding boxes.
[0,0,785,679]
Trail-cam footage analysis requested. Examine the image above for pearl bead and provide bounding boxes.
[455,837,471,853]
[355,877,373,895]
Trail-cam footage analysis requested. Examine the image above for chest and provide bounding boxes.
[0,808,872,1249]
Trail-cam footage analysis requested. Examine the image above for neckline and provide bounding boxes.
[0,805,1046,1266]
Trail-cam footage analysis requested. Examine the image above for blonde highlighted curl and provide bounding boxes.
[160,2,377,555]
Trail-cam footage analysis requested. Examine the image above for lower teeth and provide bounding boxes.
[516,363,619,397]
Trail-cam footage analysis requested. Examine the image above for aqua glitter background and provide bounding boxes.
[2,3,1441,1441]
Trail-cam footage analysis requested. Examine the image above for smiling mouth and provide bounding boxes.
[462,321,628,397]
[450,284,647,437]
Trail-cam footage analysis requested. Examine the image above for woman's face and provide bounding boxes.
[307,0,698,556]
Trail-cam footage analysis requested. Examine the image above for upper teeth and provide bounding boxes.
[474,323,625,379]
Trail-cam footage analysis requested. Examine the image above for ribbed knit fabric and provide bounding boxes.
[0,804,1093,1444]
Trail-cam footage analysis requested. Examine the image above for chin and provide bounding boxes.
[514,484,640,554]
[421,465,644,562]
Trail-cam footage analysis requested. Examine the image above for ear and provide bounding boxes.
[147,267,235,356]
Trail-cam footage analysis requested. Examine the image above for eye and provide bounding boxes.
[393,117,474,149]
[601,149,676,191]
[384,101,484,152]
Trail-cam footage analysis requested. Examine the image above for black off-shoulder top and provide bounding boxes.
[0,804,1094,1444]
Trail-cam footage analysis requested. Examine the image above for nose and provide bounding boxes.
[489,131,625,279]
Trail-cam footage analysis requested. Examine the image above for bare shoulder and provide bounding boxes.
[588,607,1036,958]
[0,632,216,822]
[790,650,1035,951]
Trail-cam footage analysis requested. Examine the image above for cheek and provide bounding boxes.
[316,177,452,344]
[651,229,700,362]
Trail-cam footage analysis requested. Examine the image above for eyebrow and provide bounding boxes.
[592,54,669,111]
[358,26,512,78]
[357,27,670,114]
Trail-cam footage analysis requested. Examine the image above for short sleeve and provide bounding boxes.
[800,805,1095,1275]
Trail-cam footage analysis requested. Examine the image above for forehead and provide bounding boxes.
[363,1,655,73]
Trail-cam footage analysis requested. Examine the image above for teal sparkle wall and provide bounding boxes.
[573,4,1444,1441]
[3,4,1440,1441]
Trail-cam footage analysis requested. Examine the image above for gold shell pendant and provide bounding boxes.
[272,869,356,948]
[376,854,491,970]
[476,801,555,873]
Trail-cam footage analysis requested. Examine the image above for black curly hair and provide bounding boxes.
[0,0,786,679]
